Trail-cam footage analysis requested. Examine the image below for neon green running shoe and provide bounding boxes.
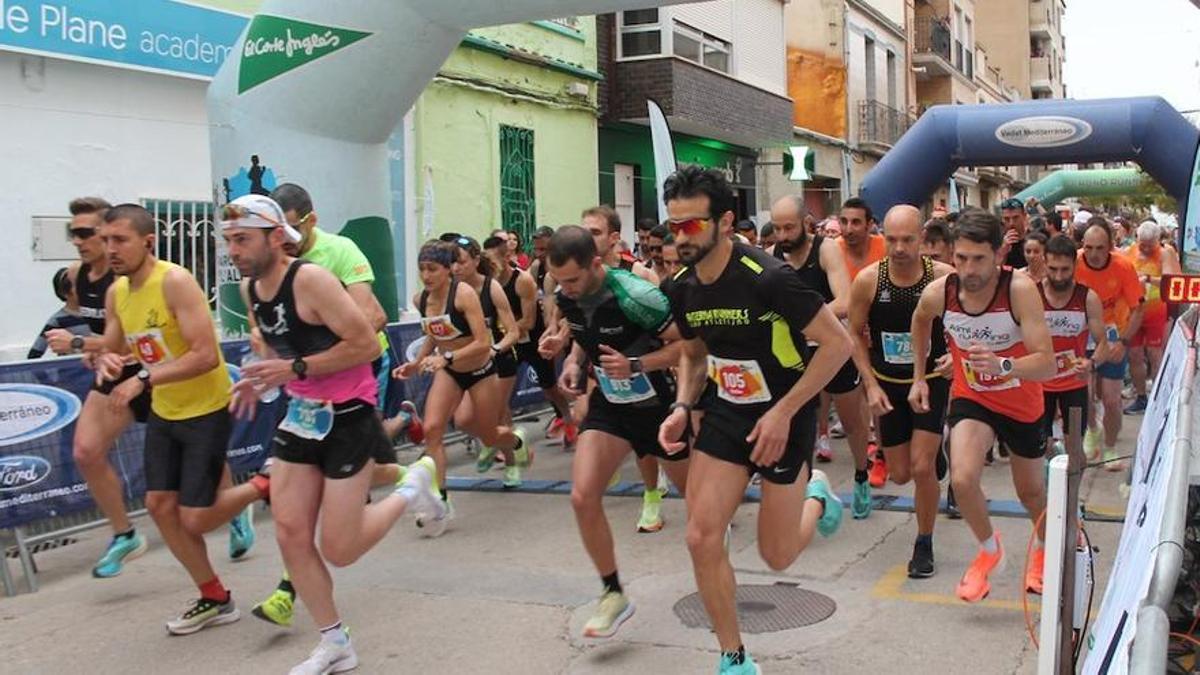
[582,590,634,639]
[637,490,664,533]
[503,465,522,489]
[475,444,498,473]
[252,588,294,627]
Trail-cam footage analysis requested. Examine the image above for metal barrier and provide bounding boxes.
[1130,307,1198,673]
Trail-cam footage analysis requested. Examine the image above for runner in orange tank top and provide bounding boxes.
[910,211,1056,604]
[838,197,886,280]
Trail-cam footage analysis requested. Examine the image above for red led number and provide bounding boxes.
[1162,274,1200,304]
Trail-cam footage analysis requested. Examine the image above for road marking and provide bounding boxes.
[871,564,1040,613]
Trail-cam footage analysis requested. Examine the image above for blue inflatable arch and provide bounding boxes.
[859,96,1199,223]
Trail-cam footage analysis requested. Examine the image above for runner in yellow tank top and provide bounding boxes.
[94,204,268,636]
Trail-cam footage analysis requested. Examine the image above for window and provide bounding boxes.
[143,199,218,309]
[499,125,536,247]
[864,37,877,102]
[620,10,662,58]
[673,21,731,73]
[886,50,897,108]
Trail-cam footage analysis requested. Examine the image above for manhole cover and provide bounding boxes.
[673,583,836,634]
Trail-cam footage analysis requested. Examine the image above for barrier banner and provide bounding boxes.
[1082,322,1192,673]
[0,341,282,530]
[0,323,546,531]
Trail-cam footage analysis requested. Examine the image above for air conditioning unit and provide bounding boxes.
[566,82,590,98]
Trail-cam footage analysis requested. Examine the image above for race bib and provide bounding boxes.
[594,367,657,405]
[279,396,335,441]
[962,360,1020,392]
[127,329,172,365]
[881,331,914,365]
[421,314,462,341]
[1053,349,1081,377]
[708,356,772,405]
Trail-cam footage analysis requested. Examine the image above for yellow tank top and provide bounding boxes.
[114,260,230,420]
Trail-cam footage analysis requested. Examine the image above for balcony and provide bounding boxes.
[858,100,913,149]
[1031,56,1053,94]
[913,17,971,80]
[1030,4,1052,38]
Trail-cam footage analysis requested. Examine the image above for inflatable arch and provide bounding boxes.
[207,0,693,334]
[1012,168,1144,207]
[859,96,1199,226]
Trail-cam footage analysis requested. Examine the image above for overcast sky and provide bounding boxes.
[1063,0,1200,113]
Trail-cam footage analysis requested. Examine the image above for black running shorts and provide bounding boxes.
[91,363,152,423]
[271,401,390,480]
[877,377,950,448]
[580,390,685,461]
[144,407,232,507]
[1041,387,1089,440]
[515,341,557,390]
[947,398,1046,459]
[693,396,817,485]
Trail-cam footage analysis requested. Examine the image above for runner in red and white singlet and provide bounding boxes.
[910,211,1056,605]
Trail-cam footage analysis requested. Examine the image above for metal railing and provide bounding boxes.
[858,100,912,147]
[1130,306,1199,673]
[913,16,952,63]
[143,199,218,310]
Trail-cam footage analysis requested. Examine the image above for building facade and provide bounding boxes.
[596,1,792,236]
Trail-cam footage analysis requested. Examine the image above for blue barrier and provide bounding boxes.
[0,321,545,532]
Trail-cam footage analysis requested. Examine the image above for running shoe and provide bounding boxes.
[806,469,843,538]
[868,447,887,488]
[416,497,454,539]
[229,503,255,561]
[828,419,846,439]
[166,595,240,635]
[251,588,294,627]
[815,434,833,463]
[718,653,762,674]
[475,445,498,473]
[851,478,871,520]
[289,635,358,675]
[511,428,532,468]
[503,465,522,489]
[582,590,634,639]
[563,423,579,446]
[907,538,935,579]
[945,487,961,519]
[546,417,566,438]
[656,465,671,497]
[1083,428,1102,460]
[1025,545,1045,595]
[1121,384,1136,400]
[91,531,148,579]
[1103,448,1125,472]
[956,535,1005,603]
[399,400,425,444]
[1123,396,1147,415]
[637,490,664,533]
[399,456,447,527]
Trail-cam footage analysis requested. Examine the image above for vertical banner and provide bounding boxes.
[648,99,677,223]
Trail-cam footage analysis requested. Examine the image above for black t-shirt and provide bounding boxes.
[667,243,825,410]
[556,267,674,404]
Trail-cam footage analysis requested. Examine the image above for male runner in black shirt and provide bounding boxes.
[657,166,850,675]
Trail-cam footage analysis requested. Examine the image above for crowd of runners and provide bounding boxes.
[37,168,1165,674]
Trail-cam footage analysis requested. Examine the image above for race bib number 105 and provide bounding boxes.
[708,356,772,405]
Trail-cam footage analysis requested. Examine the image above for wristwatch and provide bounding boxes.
[999,357,1014,376]
[629,357,643,373]
[443,350,455,364]
[291,357,308,381]
[668,401,692,414]
[70,335,85,353]
[136,368,152,390]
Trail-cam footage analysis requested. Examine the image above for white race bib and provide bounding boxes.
[707,356,772,405]
[1053,349,1081,377]
[279,396,335,441]
[962,360,1020,392]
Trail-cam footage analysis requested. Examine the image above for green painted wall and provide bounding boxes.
[413,18,600,244]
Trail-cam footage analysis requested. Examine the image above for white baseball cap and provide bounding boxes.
[221,194,302,243]
[1072,210,1093,226]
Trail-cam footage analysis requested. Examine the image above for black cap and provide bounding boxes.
[735,219,757,232]
[1000,198,1024,210]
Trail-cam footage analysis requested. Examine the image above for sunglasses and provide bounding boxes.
[221,203,285,228]
[667,217,712,237]
[68,227,96,240]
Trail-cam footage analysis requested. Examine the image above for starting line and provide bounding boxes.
[440,477,1124,523]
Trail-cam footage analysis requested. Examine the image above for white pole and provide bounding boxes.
[1038,453,1070,673]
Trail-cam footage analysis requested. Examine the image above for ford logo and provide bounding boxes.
[0,455,52,492]
[0,384,83,448]
[995,116,1093,148]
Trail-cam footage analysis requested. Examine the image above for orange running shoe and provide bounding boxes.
[563,422,579,446]
[547,417,566,438]
[956,534,1005,603]
[868,446,887,488]
[1025,545,1045,595]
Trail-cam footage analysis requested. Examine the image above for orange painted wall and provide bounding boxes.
[787,47,846,139]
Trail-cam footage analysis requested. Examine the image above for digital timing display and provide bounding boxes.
[1161,274,1200,304]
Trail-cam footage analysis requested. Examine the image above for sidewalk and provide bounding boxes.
[1,415,1135,674]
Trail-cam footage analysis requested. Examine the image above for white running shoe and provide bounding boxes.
[289,636,358,675]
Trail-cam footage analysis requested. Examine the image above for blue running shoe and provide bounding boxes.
[92,531,148,578]
[229,504,255,561]
[717,652,761,674]
[806,469,844,538]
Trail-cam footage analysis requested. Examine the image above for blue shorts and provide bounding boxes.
[1087,347,1127,381]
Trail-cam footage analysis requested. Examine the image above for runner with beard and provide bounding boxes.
[769,194,875,520]
[658,166,849,674]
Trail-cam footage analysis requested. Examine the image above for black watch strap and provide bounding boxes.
[292,357,308,380]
